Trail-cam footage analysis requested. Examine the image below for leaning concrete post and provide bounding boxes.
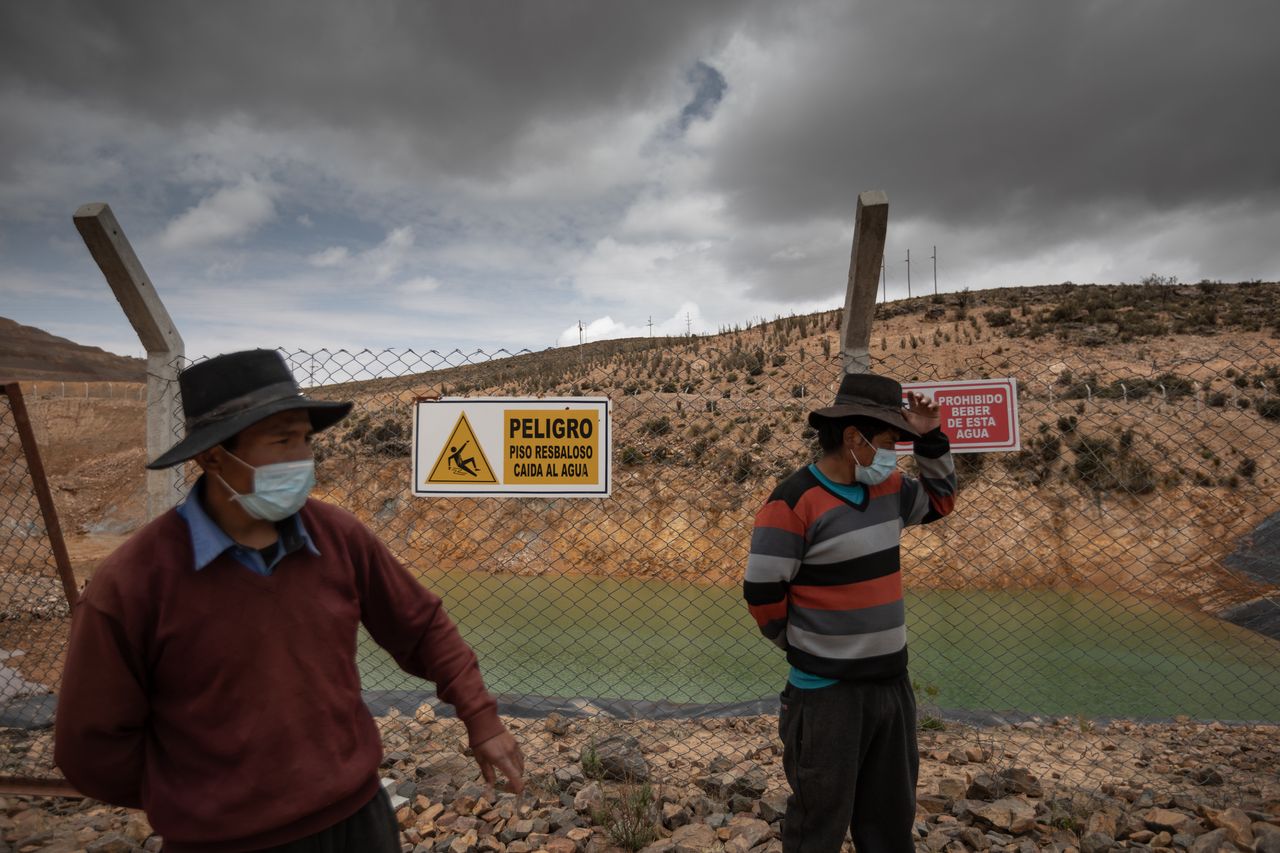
[74,203,186,519]
[840,191,889,374]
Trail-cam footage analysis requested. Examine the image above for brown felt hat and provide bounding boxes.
[147,349,352,469]
[808,372,920,439]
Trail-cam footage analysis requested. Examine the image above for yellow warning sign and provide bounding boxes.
[426,412,497,484]
[504,409,600,485]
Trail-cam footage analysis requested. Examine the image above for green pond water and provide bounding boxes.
[358,569,1280,721]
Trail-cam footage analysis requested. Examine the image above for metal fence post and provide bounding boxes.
[74,202,186,518]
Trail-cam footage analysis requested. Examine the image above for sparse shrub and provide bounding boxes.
[642,416,671,436]
[1192,471,1216,487]
[1258,398,1280,421]
[755,424,773,444]
[365,418,410,457]
[731,452,757,483]
[913,679,945,731]
[1071,433,1156,495]
[985,308,1014,327]
[582,737,603,779]
[593,780,658,851]
[619,445,645,465]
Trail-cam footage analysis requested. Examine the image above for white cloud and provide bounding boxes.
[398,276,442,295]
[618,191,728,240]
[364,226,414,281]
[308,246,350,267]
[158,176,277,250]
[556,302,705,347]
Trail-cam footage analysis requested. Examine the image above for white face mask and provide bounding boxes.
[215,450,315,521]
[851,429,899,485]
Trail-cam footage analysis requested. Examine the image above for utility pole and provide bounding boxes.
[905,248,912,299]
[686,313,691,336]
[577,320,584,347]
[840,191,889,374]
[647,316,654,338]
[881,259,886,304]
[931,245,938,295]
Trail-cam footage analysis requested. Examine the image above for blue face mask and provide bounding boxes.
[216,451,316,522]
[851,430,899,485]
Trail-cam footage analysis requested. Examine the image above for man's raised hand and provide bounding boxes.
[903,390,941,435]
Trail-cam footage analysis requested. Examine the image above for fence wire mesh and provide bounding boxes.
[181,311,1279,804]
[3,290,1279,815]
[0,384,73,789]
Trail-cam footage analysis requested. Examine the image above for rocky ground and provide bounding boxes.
[3,710,1277,853]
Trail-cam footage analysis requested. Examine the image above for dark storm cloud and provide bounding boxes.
[713,0,1280,227]
[679,62,728,131]
[0,1,758,181]
[2,0,1277,352]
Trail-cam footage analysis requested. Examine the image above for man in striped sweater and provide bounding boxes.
[744,372,957,853]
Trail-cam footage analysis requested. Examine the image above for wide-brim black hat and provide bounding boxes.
[147,349,353,470]
[808,372,921,439]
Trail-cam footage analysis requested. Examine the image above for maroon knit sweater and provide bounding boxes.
[54,499,503,852]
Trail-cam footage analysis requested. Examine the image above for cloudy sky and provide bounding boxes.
[2,1,1278,360]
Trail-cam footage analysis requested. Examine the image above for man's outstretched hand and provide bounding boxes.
[903,390,941,436]
[473,729,525,794]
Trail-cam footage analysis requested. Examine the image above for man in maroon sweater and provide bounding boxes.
[55,349,524,852]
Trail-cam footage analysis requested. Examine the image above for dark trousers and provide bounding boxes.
[255,789,401,853]
[779,676,919,853]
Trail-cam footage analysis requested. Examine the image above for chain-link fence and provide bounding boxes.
[5,289,1280,806]
[188,308,1278,800]
[0,383,77,793]
[9,380,144,401]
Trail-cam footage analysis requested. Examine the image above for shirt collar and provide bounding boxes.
[176,477,320,571]
[809,463,869,509]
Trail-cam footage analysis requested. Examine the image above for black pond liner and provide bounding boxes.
[1221,509,1280,641]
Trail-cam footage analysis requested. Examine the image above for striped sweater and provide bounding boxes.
[744,428,957,681]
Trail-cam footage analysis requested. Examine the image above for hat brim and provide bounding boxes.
[146,397,353,470]
[807,403,921,439]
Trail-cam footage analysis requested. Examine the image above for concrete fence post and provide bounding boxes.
[74,203,186,519]
[840,191,890,375]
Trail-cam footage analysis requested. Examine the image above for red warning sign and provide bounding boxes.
[898,378,1020,454]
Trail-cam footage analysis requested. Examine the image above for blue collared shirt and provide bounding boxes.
[176,478,320,575]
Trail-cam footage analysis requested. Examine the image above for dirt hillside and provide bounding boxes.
[0,316,144,382]
[5,282,1280,620]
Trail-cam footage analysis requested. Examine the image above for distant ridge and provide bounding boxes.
[0,316,144,382]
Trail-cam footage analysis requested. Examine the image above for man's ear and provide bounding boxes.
[194,446,221,475]
[842,426,862,448]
